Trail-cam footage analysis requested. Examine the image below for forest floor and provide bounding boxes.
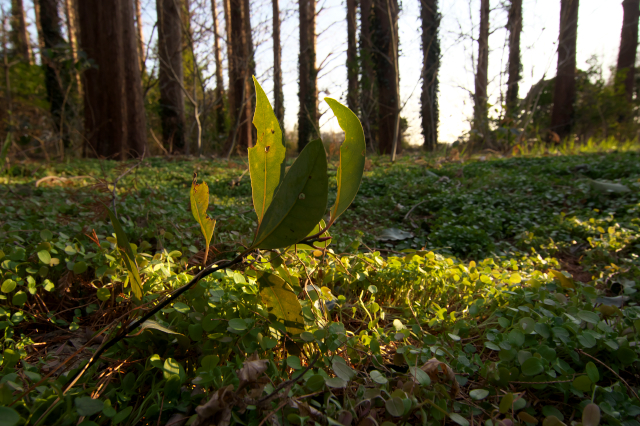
[1,147,639,426]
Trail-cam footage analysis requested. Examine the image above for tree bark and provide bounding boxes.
[38,0,70,146]
[243,0,256,147]
[617,0,640,102]
[359,0,376,150]
[298,0,318,152]
[506,0,522,117]
[211,0,226,135]
[77,0,146,159]
[134,0,146,72]
[420,0,439,151]
[224,0,252,154]
[346,0,358,112]
[273,0,285,130]
[157,0,186,153]
[33,0,45,59]
[372,0,400,156]
[10,0,33,64]
[473,0,489,144]
[551,0,579,139]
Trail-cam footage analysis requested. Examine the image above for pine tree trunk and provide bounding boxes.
[135,0,146,72]
[272,0,284,130]
[224,0,252,155]
[551,0,579,139]
[473,0,489,145]
[77,0,146,159]
[420,0,439,151]
[10,0,33,64]
[359,0,376,150]
[506,0,522,117]
[157,0,186,153]
[346,0,358,112]
[372,0,400,156]
[211,0,226,135]
[617,0,639,102]
[38,0,69,146]
[298,0,318,152]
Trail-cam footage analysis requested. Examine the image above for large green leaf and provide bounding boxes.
[105,207,143,299]
[248,77,286,227]
[190,176,216,266]
[257,271,305,335]
[325,98,365,226]
[251,139,328,250]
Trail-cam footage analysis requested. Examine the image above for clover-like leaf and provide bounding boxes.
[249,77,286,227]
[105,207,143,299]
[190,175,216,266]
[251,139,328,250]
[325,98,365,227]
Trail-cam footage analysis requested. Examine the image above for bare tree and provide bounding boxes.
[360,0,376,150]
[372,0,400,156]
[272,0,284,131]
[505,0,522,117]
[134,0,146,71]
[77,0,147,158]
[346,0,358,112]
[298,0,318,152]
[473,0,489,145]
[157,0,186,152]
[551,0,579,139]
[211,0,226,134]
[617,0,639,102]
[10,0,32,63]
[420,0,440,151]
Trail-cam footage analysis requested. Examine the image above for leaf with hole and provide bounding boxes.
[190,176,216,266]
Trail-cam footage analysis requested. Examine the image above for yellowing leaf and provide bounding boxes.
[105,207,143,299]
[257,271,305,336]
[248,77,286,228]
[190,175,216,266]
[550,270,575,289]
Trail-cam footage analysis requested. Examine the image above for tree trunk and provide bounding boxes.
[243,0,256,147]
[33,1,45,60]
[551,0,579,139]
[224,0,252,155]
[420,0,439,151]
[64,0,82,94]
[346,0,358,112]
[135,0,146,72]
[617,0,639,102]
[473,0,489,145]
[157,0,186,153]
[372,0,400,156]
[38,0,70,146]
[10,0,33,64]
[272,0,284,130]
[77,0,146,159]
[211,0,226,135]
[298,0,318,152]
[506,0,522,117]
[359,0,376,150]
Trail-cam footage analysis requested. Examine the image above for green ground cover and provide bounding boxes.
[1,149,639,426]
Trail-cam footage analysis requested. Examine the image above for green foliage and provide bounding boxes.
[105,207,143,299]
[190,176,216,266]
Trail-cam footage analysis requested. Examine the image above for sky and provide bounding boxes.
[10,0,626,145]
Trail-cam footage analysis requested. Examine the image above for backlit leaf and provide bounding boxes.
[190,176,216,266]
[324,98,365,226]
[251,139,328,249]
[550,270,575,289]
[248,77,286,226]
[257,271,305,335]
[105,207,143,299]
[293,219,331,250]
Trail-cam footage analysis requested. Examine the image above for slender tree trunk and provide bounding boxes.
[10,0,33,64]
[298,0,318,152]
[63,0,82,94]
[473,0,489,146]
[272,0,284,130]
[224,0,252,154]
[33,1,45,60]
[156,0,186,152]
[551,0,579,139]
[135,0,146,72]
[372,0,400,155]
[360,0,376,150]
[38,0,70,146]
[211,0,226,135]
[506,0,522,117]
[420,0,440,151]
[243,0,255,147]
[617,0,639,102]
[346,0,358,112]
